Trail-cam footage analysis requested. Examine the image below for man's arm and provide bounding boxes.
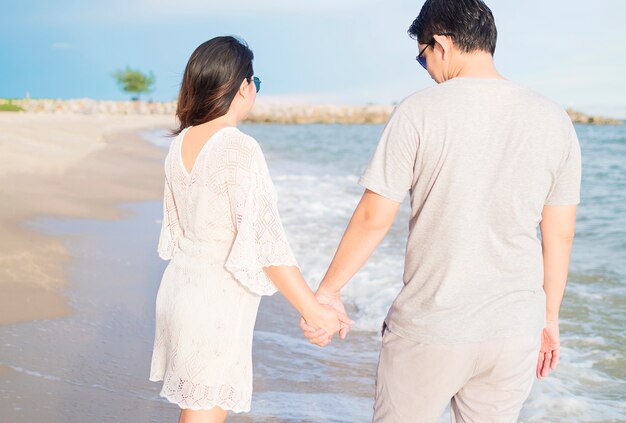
[537,204,577,379]
[319,189,401,292]
[301,189,400,345]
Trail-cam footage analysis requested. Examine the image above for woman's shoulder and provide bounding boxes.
[163,128,185,171]
[218,127,264,157]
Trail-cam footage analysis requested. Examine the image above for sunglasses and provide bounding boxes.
[416,33,455,70]
[252,76,261,93]
[416,42,433,70]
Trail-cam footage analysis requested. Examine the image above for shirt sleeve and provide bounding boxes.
[224,136,299,296]
[358,106,419,202]
[545,128,582,205]
[157,173,182,260]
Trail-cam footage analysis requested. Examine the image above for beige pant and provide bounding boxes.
[373,324,540,423]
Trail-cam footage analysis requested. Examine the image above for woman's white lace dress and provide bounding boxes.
[149,126,298,412]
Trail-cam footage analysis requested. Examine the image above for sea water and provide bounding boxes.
[0,123,622,423]
[145,122,626,421]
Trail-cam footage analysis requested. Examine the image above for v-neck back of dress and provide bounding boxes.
[178,126,234,179]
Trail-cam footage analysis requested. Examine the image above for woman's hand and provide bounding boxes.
[262,265,352,345]
[301,302,352,345]
[300,286,353,346]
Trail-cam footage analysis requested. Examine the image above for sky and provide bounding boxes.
[1,0,625,118]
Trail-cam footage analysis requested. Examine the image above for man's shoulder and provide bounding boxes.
[395,84,444,112]
[499,81,571,122]
[503,83,574,132]
[396,78,571,127]
[394,80,483,116]
[397,78,551,104]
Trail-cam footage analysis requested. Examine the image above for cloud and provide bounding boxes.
[40,0,379,24]
[51,42,73,49]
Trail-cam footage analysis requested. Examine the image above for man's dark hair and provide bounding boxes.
[408,0,497,55]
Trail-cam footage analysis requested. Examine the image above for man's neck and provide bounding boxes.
[450,51,505,80]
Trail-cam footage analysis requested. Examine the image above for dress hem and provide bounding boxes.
[148,376,251,413]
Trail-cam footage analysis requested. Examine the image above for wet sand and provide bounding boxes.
[0,115,378,422]
[0,200,377,423]
[0,113,175,324]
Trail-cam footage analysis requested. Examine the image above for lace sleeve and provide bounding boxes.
[157,174,182,260]
[224,136,299,296]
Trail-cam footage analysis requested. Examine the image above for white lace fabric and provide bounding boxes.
[150,126,298,412]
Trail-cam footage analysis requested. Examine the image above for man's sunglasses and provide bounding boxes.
[416,42,433,70]
[252,76,261,93]
[415,34,454,70]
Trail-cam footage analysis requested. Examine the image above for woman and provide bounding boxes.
[148,36,352,423]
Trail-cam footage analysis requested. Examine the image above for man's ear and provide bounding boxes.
[433,34,453,61]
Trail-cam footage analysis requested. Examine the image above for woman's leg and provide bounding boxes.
[177,407,228,423]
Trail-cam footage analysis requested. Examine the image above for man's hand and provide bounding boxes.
[300,287,352,347]
[537,320,560,379]
[301,302,352,341]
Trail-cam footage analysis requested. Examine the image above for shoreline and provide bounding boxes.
[0,113,174,325]
[1,98,623,125]
[0,116,622,421]
[0,198,379,422]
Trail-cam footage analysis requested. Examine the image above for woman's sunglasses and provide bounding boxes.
[252,76,261,93]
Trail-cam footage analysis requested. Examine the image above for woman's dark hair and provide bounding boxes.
[408,0,497,55]
[173,36,254,135]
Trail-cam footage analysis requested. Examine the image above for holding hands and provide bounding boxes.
[262,265,352,346]
[296,189,399,347]
[300,286,352,347]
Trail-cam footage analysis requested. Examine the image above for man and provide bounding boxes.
[300,0,581,421]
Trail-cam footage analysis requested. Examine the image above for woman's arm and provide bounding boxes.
[224,136,352,338]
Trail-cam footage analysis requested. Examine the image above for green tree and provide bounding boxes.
[113,66,155,100]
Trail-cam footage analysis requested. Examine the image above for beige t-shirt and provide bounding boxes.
[359,77,581,344]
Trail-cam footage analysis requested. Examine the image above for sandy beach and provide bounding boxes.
[0,114,623,422]
[0,113,175,325]
[0,114,378,423]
